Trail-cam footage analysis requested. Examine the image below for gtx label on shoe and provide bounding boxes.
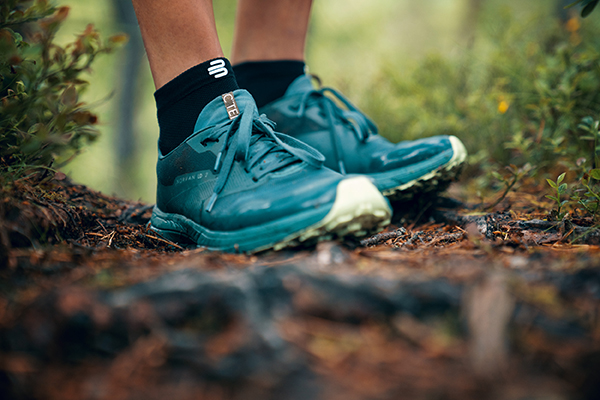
[222,92,240,120]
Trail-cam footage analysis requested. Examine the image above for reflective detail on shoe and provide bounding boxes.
[260,75,468,201]
[151,176,391,253]
[151,89,392,253]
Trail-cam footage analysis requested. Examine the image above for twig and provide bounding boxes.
[360,228,407,247]
[486,175,518,211]
[144,234,184,250]
[402,232,425,248]
[107,231,116,247]
[86,232,104,237]
[407,202,433,231]
[455,226,468,234]
[97,220,107,233]
[425,231,466,247]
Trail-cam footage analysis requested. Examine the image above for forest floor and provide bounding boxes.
[1,176,600,400]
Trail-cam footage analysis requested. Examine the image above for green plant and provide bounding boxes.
[571,168,600,217]
[546,172,569,220]
[487,163,532,209]
[577,117,600,168]
[0,0,126,181]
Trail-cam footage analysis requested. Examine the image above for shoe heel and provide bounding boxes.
[150,206,197,247]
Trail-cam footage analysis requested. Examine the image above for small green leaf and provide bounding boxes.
[582,0,599,17]
[557,173,566,185]
[589,169,600,180]
[547,179,557,188]
[546,195,558,201]
[558,183,568,194]
[582,116,595,126]
[491,171,504,181]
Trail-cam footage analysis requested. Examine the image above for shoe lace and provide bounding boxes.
[296,75,378,174]
[203,103,325,213]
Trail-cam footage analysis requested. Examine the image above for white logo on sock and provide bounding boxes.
[208,59,228,78]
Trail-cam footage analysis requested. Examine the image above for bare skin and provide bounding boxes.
[231,0,313,64]
[131,0,224,89]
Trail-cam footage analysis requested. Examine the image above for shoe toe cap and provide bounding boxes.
[371,135,455,171]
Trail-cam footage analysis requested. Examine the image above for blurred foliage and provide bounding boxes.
[360,4,600,191]
[567,0,599,17]
[0,0,125,181]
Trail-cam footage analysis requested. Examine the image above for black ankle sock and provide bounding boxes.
[233,60,305,108]
[154,57,239,154]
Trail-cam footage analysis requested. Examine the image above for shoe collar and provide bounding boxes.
[282,74,317,97]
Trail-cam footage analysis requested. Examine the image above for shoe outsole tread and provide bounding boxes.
[381,135,467,202]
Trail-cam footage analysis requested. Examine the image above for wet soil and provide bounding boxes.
[1,177,600,400]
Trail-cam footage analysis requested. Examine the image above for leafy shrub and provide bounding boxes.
[0,0,125,180]
[359,4,600,187]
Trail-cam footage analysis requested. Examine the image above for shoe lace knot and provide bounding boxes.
[203,101,325,213]
[296,75,378,174]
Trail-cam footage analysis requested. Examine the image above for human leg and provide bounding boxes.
[231,0,467,201]
[132,0,239,155]
[230,0,311,108]
[231,0,312,64]
[131,0,223,88]
[131,0,391,252]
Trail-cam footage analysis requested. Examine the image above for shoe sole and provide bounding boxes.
[150,176,391,253]
[374,135,467,202]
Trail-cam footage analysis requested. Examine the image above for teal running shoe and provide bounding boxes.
[259,75,468,202]
[150,90,392,253]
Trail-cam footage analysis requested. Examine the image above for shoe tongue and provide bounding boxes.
[283,74,315,97]
[191,88,297,172]
[192,89,254,134]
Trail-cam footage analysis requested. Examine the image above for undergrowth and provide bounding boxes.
[359,1,600,212]
[0,0,125,183]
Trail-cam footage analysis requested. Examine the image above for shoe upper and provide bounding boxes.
[260,74,454,175]
[155,89,345,231]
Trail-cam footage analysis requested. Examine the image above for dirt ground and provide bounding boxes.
[1,176,600,400]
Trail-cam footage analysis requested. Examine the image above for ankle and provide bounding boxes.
[154,57,239,154]
[233,60,305,108]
